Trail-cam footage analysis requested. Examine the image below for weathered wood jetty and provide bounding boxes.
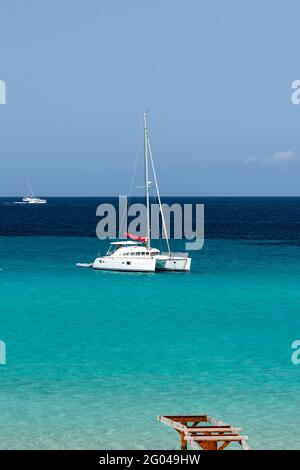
[158,415,251,450]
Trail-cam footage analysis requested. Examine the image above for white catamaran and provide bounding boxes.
[21,181,47,204]
[77,112,191,272]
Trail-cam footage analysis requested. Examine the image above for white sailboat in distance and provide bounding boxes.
[21,181,47,204]
[77,112,191,272]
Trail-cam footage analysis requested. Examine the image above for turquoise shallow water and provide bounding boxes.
[0,236,300,449]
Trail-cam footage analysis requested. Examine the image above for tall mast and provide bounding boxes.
[147,135,171,255]
[27,180,34,197]
[143,111,151,250]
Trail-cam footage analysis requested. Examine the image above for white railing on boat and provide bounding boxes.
[160,252,189,258]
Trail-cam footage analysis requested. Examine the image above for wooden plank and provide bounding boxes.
[199,440,218,450]
[157,416,187,432]
[189,439,200,450]
[241,439,252,450]
[180,432,187,450]
[186,435,248,442]
[161,415,208,423]
[187,427,241,433]
[206,415,228,426]
[218,441,231,451]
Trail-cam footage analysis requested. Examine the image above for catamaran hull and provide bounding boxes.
[155,256,191,272]
[92,257,156,272]
[26,200,47,204]
[91,256,191,272]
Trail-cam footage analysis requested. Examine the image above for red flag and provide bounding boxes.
[124,232,148,243]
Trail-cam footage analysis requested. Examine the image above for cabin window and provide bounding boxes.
[126,261,131,265]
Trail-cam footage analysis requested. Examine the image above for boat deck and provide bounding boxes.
[158,415,251,450]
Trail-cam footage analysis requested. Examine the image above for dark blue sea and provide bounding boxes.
[1,197,300,240]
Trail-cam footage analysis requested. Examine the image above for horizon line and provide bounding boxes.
[1,195,300,198]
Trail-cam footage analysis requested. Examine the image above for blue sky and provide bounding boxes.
[0,0,300,196]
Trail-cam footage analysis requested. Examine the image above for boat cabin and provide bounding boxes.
[107,241,160,258]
